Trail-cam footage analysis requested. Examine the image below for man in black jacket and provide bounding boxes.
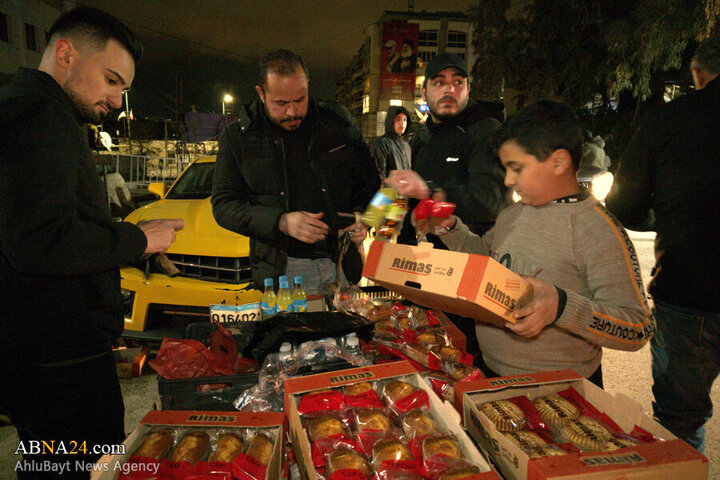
[371,106,412,179]
[388,53,509,243]
[0,8,183,477]
[212,50,378,293]
[606,40,720,453]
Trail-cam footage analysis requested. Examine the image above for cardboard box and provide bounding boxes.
[363,241,533,327]
[91,410,285,480]
[285,360,501,480]
[113,347,148,378]
[455,370,709,480]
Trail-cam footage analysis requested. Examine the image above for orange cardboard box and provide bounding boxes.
[455,370,709,480]
[91,410,285,480]
[285,361,501,480]
[363,241,533,327]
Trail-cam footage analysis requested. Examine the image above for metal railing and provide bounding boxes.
[109,154,191,190]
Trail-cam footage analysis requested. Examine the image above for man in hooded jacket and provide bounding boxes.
[371,106,412,179]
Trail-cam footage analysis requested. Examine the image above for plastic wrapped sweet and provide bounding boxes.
[327,448,372,478]
[208,432,244,463]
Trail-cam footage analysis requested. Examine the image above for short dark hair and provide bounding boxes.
[692,39,720,75]
[48,6,142,63]
[492,100,583,171]
[257,49,309,89]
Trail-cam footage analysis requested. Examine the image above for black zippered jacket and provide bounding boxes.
[398,99,510,245]
[606,76,720,312]
[0,69,147,363]
[212,98,379,287]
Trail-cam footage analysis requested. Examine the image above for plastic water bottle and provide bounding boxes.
[261,278,277,319]
[291,276,307,312]
[345,334,362,356]
[278,342,293,369]
[277,278,292,313]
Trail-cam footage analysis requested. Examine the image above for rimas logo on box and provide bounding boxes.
[484,282,516,309]
[391,257,432,274]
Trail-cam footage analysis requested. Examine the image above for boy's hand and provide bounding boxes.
[505,276,558,337]
[385,170,431,199]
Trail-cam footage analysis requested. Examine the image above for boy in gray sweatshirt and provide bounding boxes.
[388,100,653,386]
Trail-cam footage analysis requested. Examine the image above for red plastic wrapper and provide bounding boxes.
[187,462,234,480]
[311,433,360,468]
[507,396,547,431]
[390,390,430,415]
[157,458,196,480]
[149,338,237,379]
[232,453,268,480]
[343,382,384,409]
[298,390,346,415]
[372,438,421,477]
[328,470,368,480]
[423,310,441,327]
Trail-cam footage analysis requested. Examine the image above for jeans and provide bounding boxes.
[651,299,720,452]
[285,257,347,295]
[0,351,125,479]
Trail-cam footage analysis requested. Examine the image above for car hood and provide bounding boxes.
[124,197,250,257]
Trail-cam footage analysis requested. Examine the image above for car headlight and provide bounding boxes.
[591,172,614,202]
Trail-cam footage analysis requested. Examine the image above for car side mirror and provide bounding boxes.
[148,182,167,198]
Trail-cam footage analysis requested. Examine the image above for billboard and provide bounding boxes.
[381,21,419,100]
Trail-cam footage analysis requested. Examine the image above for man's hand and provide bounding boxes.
[505,276,558,338]
[385,170,431,199]
[279,211,329,243]
[342,221,369,245]
[138,219,185,254]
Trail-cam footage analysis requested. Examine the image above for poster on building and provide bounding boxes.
[381,21,419,100]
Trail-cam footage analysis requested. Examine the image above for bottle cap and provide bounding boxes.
[294,275,303,284]
[279,342,292,353]
[264,278,273,287]
[279,279,289,289]
[279,275,289,283]
[346,335,359,347]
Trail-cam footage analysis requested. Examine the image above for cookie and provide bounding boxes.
[563,417,612,451]
[504,430,548,450]
[479,400,526,432]
[604,437,639,451]
[533,394,580,428]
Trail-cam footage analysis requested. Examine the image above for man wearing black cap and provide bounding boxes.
[386,53,509,362]
[387,53,509,241]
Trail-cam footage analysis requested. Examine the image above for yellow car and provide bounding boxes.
[120,156,262,340]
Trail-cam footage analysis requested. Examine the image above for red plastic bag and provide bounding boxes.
[149,338,236,379]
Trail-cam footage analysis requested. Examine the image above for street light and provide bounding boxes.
[222,94,234,115]
[122,90,131,153]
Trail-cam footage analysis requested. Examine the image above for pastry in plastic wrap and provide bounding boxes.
[169,431,210,463]
[503,430,564,458]
[479,400,526,432]
[308,414,346,442]
[357,409,392,432]
[436,346,462,364]
[563,417,613,451]
[344,381,374,396]
[604,437,639,451]
[133,429,175,460]
[327,447,371,477]
[423,435,462,460]
[372,438,414,468]
[449,363,479,381]
[416,333,441,347]
[208,432,244,463]
[246,432,274,465]
[402,410,439,437]
[533,393,580,428]
[383,380,416,404]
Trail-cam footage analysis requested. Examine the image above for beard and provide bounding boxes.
[428,95,468,122]
[64,82,109,124]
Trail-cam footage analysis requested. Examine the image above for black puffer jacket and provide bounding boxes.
[398,99,510,245]
[0,69,147,364]
[370,106,412,178]
[212,98,379,287]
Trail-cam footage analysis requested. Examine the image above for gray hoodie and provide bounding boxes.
[370,106,412,178]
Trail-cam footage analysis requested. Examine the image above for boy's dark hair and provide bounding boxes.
[692,39,720,75]
[48,6,143,63]
[492,100,583,171]
[257,49,309,90]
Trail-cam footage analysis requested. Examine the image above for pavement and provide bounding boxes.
[1,231,717,479]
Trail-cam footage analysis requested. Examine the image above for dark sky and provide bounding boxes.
[76,0,477,118]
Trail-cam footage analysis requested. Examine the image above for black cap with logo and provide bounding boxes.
[425,53,469,80]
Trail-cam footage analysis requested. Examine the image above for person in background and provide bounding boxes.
[409,100,653,386]
[605,39,720,452]
[212,49,378,294]
[371,106,412,179]
[386,53,509,361]
[0,7,183,478]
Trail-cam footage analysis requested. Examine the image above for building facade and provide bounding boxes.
[337,10,477,141]
[0,0,62,86]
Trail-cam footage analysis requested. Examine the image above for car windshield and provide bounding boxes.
[166,162,214,199]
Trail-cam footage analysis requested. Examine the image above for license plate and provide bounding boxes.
[209,302,262,323]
